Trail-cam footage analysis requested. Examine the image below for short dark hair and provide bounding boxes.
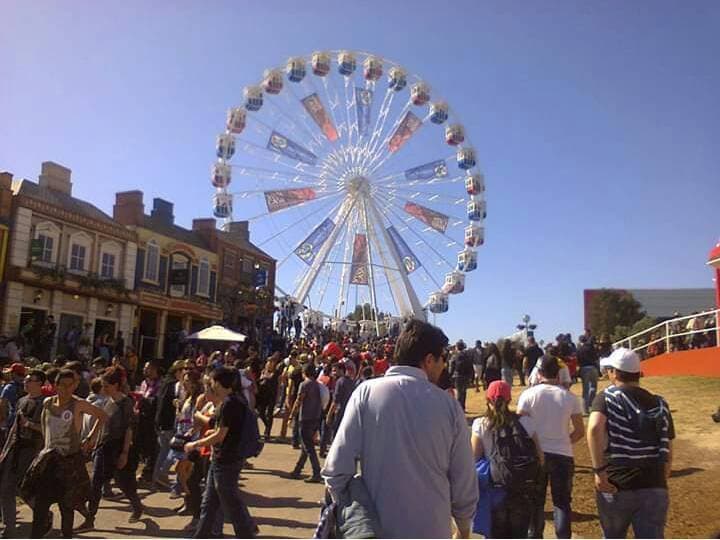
[55,369,76,385]
[27,369,46,385]
[613,368,640,383]
[394,320,448,368]
[538,355,560,379]
[334,362,346,374]
[101,366,125,387]
[303,363,316,378]
[90,377,103,394]
[211,366,237,390]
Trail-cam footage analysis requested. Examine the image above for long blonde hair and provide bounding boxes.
[485,397,513,430]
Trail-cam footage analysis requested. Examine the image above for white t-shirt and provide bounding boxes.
[471,415,536,458]
[516,384,582,458]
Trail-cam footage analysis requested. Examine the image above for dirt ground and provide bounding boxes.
[463,375,720,539]
[13,375,720,538]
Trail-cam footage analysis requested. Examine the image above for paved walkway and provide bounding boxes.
[15,423,326,539]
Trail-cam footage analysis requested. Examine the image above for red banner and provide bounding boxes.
[404,202,449,233]
[349,234,369,285]
[264,188,317,213]
[388,111,422,153]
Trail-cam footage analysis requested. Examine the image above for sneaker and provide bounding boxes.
[304,475,323,484]
[128,508,143,524]
[75,517,95,533]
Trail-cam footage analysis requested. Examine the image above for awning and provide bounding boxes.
[187,325,247,342]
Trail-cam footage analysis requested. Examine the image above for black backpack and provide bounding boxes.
[488,415,540,493]
[236,395,264,460]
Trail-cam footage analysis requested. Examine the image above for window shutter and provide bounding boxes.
[191,265,199,295]
[159,256,168,292]
[209,271,217,302]
[135,249,145,287]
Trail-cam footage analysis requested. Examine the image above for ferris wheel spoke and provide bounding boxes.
[372,184,466,206]
[357,86,394,168]
[380,174,466,189]
[229,164,330,186]
[263,98,328,156]
[361,99,411,172]
[235,137,328,178]
[256,195,344,248]
[373,155,457,186]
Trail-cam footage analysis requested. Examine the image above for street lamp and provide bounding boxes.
[516,314,538,344]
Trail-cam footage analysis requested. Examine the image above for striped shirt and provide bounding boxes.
[601,385,671,467]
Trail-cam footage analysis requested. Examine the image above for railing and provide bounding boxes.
[613,309,720,358]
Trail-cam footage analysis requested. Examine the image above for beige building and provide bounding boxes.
[1,162,138,357]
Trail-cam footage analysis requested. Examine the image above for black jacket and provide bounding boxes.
[155,377,177,431]
[576,343,599,368]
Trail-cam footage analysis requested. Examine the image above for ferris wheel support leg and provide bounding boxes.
[359,197,382,338]
[293,195,356,308]
[366,197,426,321]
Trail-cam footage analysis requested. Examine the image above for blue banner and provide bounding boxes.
[404,159,448,181]
[294,218,335,265]
[387,226,421,274]
[267,131,318,166]
[253,268,267,288]
[355,87,373,136]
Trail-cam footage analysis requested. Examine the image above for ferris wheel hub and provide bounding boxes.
[347,176,371,196]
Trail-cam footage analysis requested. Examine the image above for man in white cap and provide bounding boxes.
[587,348,674,539]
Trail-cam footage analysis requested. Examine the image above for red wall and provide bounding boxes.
[642,348,720,377]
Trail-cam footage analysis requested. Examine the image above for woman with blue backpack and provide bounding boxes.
[471,380,543,539]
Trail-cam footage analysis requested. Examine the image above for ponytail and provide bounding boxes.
[485,397,513,430]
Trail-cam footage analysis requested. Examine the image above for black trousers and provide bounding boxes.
[257,398,275,438]
[294,419,321,477]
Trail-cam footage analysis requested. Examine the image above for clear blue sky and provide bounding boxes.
[2,0,719,343]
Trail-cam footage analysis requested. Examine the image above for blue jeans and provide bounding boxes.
[529,453,574,539]
[194,460,254,538]
[294,419,321,477]
[596,488,669,538]
[152,429,174,483]
[580,366,599,414]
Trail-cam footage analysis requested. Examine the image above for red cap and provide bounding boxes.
[3,363,27,377]
[486,380,511,403]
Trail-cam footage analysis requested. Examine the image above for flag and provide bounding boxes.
[294,218,335,264]
[387,226,421,274]
[301,94,339,142]
[388,111,422,153]
[264,188,317,212]
[355,87,373,136]
[404,202,449,233]
[404,159,448,181]
[349,234,369,285]
[267,131,318,165]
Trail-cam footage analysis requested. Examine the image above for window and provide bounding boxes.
[242,257,254,273]
[145,241,159,282]
[198,258,210,296]
[33,221,60,266]
[37,234,54,263]
[70,244,86,271]
[223,251,235,275]
[101,252,116,278]
[169,253,189,298]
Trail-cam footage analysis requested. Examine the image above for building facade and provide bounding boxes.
[113,191,222,361]
[1,162,138,359]
[191,219,276,341]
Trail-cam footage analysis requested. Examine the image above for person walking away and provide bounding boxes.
[324,362,354,444]
[137,361,161,485]
[450,340,474,411]
[523,337,544,385]
[517,356,584,539]
[500,339,515,386]
[322,320,478,538]
[184,367,256,538]
[514,345,526,386]
[576,335,600,415]
[82,366,144,530]
[587,348,674,538]
[472,340,484,392]
[0,369,46,538]
[483,342,502,389]
[471,381,542,539]
[25,369,107,538]
[290,363,323,483]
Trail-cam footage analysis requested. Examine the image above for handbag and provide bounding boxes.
[169,432,192,452]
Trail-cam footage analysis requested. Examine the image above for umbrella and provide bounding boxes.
[187,325,247,342]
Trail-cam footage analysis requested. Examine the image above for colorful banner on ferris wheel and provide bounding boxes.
[355,87,373,136]
[294,217,335,265]
[301,94,339,142]
[388,111,422,153]
[387,226,421,274]
[403,201,449,233]
[264,188,317,213]
[349,234,369,285]
[404,159,449,181]
[267,131,318,165]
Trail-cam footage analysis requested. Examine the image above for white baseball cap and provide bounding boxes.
[602,347,641,373]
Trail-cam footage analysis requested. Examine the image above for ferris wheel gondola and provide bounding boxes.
[210,50,487,329]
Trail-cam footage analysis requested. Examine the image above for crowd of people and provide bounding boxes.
[0,317,680,539]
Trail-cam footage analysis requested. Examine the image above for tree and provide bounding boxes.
[347,303,387,321]
[612,315,658,344]
[587,289,645,338]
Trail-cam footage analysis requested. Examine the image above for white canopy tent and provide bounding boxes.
[187,325,247,342]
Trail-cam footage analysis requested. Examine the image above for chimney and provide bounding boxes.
[149,197,174,225]
[38,161,72,196]
[113,190,145,226]
[0,172,12,221]
[192,218,217,232]
[227,221,250,242]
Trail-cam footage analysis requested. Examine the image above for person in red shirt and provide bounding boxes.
[373,354,389,377]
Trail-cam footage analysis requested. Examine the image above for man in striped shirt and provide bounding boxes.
[587,348,675,538]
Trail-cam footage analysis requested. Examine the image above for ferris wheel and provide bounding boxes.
[211,50,486,329]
